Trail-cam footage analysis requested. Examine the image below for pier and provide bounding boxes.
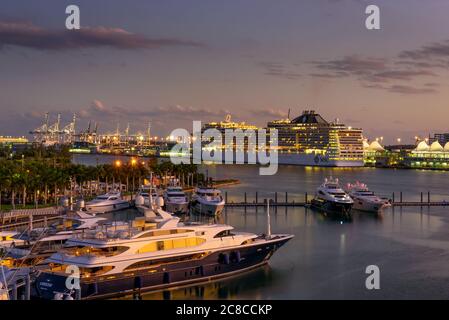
[222,191,449,208]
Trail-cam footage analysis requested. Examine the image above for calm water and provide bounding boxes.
[74,155,449,299]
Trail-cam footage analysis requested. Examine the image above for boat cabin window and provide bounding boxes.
[96,196,109,200]
[167,192,185,197]
[214,230,234,238]
[124,252,208,271]
[138,229,193,238]
[109,197,118,200]
[137,237,206,253]
[63,245,129,257]
[49,263,114,278]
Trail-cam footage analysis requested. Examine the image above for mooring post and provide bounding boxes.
[75,288,81,300]
[392,192,395,203]
[428,191,430,203]
[25,274,31,300]
[11,283,17,300]
[285,192,288,204]
[225,191,228,204]
[255,192,258,204]
[244,192,247,204]
[305,192,308,204]
[275,192,278,204]
[420,192,423,203]
[400,192,403,203]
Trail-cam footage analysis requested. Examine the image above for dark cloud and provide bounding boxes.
[398,40,449,61]
[362,83,436,95]
[387,85,437,95]
[0,21,202,51]
[257,62,301,80]
[364,70,436,83]
[311,55,387,77]
[309,54,439,94]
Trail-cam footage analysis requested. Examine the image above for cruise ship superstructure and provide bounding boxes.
[199,110,364,167]
[267,110,364,167]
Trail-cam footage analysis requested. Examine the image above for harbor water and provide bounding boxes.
[73,155,449,299]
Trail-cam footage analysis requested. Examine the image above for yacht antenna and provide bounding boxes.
[267,199,271,239]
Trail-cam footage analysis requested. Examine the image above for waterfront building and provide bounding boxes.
[363,140,386,166]
[0,136,28,145]
[405,140,449,169]
[429,133,449,145]
[266,110,364,166]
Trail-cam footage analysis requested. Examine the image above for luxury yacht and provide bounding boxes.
[0,212,107,261]
[163,186,189,214]
[345,182,391,213]
[34,208,293,300]
[310,177,353,214]
[135,185,160,207]
[85,192,130,214]
[190,187,225,216]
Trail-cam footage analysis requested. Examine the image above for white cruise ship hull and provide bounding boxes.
[193,151,364,167]
[277,153,364,167]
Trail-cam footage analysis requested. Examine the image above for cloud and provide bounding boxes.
[309,54,439,94]
[249,108,288,119]
[257,62,301,80]
[398,40,449,61]
[311,55,387,77]
[0,21,202,51]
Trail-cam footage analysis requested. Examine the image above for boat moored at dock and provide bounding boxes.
[163,186,189,214]
[190,187,225,216]
[345,182,391,213]
[85,192,130,214]
[310,177,353,215]
[33,211,293,300]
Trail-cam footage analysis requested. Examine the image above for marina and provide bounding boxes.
[2,161,449,299]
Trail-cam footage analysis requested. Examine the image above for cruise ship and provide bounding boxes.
[34,211,293,300]
[267,110,364,167]
[198,111,364,167]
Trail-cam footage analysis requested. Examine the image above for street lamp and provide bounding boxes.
[397,138,401,144]
[115,160,122,167]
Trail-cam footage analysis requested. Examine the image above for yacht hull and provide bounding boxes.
[33,235,292,300]
[165,202,189,215]
[352,199,390,213]
[310,198,352,215]
[190,201,225,216]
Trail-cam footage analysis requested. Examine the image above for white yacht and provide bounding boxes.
[85,192,130,214]
[345,182,391,213]
[34,208,293,300]
[0,211,107,257]
[135,185,159,208]
[190,187,225,216]
[310,177,353,214]
[163,186,189,214]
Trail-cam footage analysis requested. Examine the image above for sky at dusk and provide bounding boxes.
[1,0,449,144]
